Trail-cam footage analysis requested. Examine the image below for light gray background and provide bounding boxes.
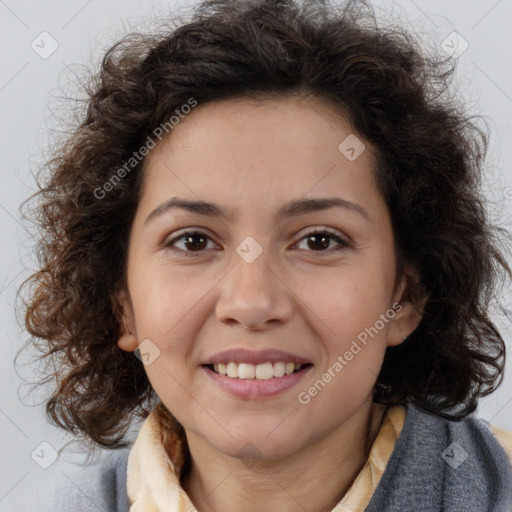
[1,0,511,510]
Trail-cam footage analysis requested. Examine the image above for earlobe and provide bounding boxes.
[387,267,426,347]
[115,288,139,352]
[118,323,139,352]
[387,300,423,347]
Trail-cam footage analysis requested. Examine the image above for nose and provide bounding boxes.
[215,249,293,331]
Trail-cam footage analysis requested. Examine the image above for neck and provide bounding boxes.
[180,400,387,512]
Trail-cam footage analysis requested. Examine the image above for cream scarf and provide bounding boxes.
[125,405,411,512]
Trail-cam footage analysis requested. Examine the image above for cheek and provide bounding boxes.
[130,262,205,335]
[310,270,391,333]
[141,362,199,432]
[303,317,388,416]
[307,269,392,387]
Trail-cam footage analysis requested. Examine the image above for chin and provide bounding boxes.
[210,427,305,462]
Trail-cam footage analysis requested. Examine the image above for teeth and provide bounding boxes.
[274,361,285,377]
[227,362,238,378]
[211,361,305,379]
[239,363,256,379]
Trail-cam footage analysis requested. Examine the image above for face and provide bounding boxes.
[117,95,421,461]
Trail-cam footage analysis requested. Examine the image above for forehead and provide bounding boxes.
[151,94,372,161]
[138,95,383,220]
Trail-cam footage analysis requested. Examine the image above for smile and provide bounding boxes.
[201,362,313,399]
[208,361,309,379]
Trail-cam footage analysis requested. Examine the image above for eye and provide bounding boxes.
[163,228,350,258]
[293,228,350,255]
[163,230,217,257]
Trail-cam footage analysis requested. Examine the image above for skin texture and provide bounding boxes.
[117,95,423,512]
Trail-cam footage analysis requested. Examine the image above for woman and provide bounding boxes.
[19,0,512,510]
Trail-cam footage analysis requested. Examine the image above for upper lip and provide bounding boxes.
[202,348,312,366]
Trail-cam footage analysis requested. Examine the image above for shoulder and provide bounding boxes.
[41,448,131,512]
[365,404,512,511]
[489,423,512,468]
[407,405,511,468]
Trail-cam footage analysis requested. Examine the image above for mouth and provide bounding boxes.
[202,361,313,380]
[201,360,314,399]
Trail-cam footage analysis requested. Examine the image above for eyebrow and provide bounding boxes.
[143,196,370,227]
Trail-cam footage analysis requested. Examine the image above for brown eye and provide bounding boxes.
[164,230,216,257]
[294,229,350,254]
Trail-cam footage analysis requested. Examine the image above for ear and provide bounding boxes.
[115,288,139,352]
[386,266,426,347]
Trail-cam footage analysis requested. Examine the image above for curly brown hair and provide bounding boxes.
[17,0,511,450]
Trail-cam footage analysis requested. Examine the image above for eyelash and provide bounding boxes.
[163,228,351,258]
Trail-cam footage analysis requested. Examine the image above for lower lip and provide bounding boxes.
[201,364,313,399]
